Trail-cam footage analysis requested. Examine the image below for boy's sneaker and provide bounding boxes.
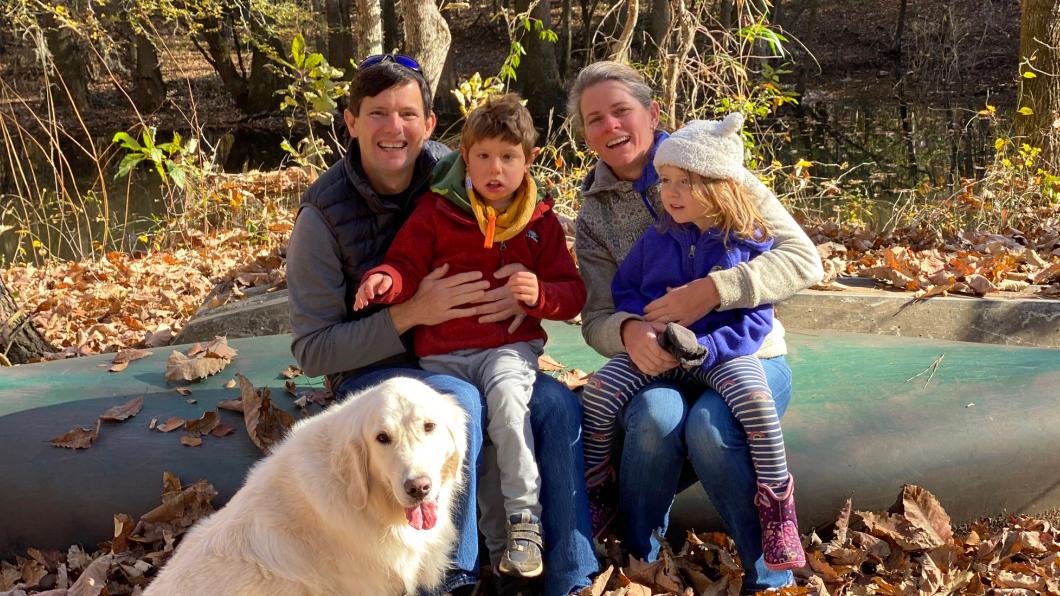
[754,475,806,571]
[498,512,544,578]
[585,463,619,540]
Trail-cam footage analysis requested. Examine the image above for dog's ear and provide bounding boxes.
[442,403,468,485]
[331,429,370,510]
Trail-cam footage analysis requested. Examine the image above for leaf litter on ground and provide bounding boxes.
[3,481,1059,594]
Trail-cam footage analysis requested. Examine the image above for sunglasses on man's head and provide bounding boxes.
[357,54,423,73]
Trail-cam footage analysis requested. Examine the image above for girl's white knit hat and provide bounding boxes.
[654,113,746,181]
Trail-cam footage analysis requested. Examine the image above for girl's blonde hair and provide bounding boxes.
[685,172,772,242]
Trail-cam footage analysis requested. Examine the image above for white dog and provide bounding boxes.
[145,377,468,596]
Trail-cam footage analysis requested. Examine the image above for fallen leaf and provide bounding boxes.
[237,373,294,454]
[164,350,231,382]
[109,348,153,372]
[185,411,220,435]
[558,368,591,390]
[49,420,101,449]
[111,513,134,554]
[99,396,144,421]
[66,553,112,596]
[217,398,244,412]
[538,354,566,372]
[180,435,203,447]
[210,423,236,437]
[174,387,191,396]
[157,417,184,433]
[224,378,238,389]
[132,473,216,543]
[280,364,303,379]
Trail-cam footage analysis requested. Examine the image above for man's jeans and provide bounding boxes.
[618,356,795,593]
[338,367,597,596]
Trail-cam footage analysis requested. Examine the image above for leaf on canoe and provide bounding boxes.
[175,387,192,396]
[184,411,220,435]
[49,420,101,449]
[108,348,153,372]
[237,373,294,454]
[99,396,144,422]
[164,338,238,382]
[210,423,236,438]
[280,364,303,379]
[157,417,184,433]
[217,398,244,413]
[180,435,203,447]
[111,513,135,554]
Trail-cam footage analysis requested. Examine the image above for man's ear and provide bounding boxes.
[344,108,358,139]
[424,110,438,139]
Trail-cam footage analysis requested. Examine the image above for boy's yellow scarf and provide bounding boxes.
[467,174,537,248]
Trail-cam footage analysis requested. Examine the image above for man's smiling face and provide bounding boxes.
[344,80,437,195]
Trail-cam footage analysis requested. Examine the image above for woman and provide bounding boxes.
[569,61,823,593]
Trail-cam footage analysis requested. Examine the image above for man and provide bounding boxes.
[286,54,597,596]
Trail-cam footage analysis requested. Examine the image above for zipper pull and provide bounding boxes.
[689,244,696,259]
[483,209,497,249]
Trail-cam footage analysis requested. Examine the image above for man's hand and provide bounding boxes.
[643,276,721,327]
[621,319,678,376]
[475,263,530,334]
[389,264,490,334]
[353,273,393,311]
[506,270,540,308]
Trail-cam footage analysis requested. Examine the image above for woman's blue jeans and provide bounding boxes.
[618,355,794,592]
[338,367,597,596]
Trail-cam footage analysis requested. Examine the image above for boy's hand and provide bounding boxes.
[353,273,393,311]
[506,270,540,308]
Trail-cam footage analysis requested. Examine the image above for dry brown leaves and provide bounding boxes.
[163,337,237,382]
[574,484,1060,595]
[0,171,296,359]
[0,472,216,595]
[809,221,1060,299]
[540,353,592,390]
[236,373,293,454]
[48,395,145,449]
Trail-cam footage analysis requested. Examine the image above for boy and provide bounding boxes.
[353,93,587,580]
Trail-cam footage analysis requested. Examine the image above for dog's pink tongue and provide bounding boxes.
[404,501,438,530]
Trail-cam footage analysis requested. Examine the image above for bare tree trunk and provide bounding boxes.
[245,32,289,114]
[609,0,638,63]
[41,8,91,110]
[132,32,166,111]
[382,0,400,53]
[892,0,908,54]
[402,0,451,98]
[1,278,55,365]
[1018,0,1060,168]
[515,0,564,120]
[719,0,734,30]
[647,0,670,61]
[660,0,694,128]
[354,0,383,59]
[327,0,355,72]
[199,17,250,107]
[560,0,572,75]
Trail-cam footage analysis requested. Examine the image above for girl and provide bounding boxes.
[580,112,806,571]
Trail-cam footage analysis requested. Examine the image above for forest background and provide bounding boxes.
[0,0,1058,363]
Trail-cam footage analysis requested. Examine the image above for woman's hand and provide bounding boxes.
[621,319,678,376]
[389,264,490,334]
[643,276,720,327]
[474,263,531,333]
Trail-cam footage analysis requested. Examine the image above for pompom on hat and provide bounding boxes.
[653,112,747,182]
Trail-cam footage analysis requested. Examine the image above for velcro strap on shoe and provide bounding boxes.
[508,524,543,547]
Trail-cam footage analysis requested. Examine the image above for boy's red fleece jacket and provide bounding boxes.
[363,193,586,357]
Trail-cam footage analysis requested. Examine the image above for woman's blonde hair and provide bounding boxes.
[685,172,772,242]
[566,61,654,135]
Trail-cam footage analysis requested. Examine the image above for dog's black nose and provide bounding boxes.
[404,477,432,500]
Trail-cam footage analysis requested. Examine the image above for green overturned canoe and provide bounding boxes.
[1,322,1058,559]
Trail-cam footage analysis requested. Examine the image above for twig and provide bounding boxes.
[905,353,945,385]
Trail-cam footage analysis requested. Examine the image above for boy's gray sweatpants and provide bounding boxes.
[420,340,544,560]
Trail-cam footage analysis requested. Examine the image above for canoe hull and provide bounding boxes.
[2,326,1058,558]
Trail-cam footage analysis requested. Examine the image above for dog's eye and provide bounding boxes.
[424,422,435,433]
[375,432,391,444]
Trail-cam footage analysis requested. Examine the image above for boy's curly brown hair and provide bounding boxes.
[460,93,538,158]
